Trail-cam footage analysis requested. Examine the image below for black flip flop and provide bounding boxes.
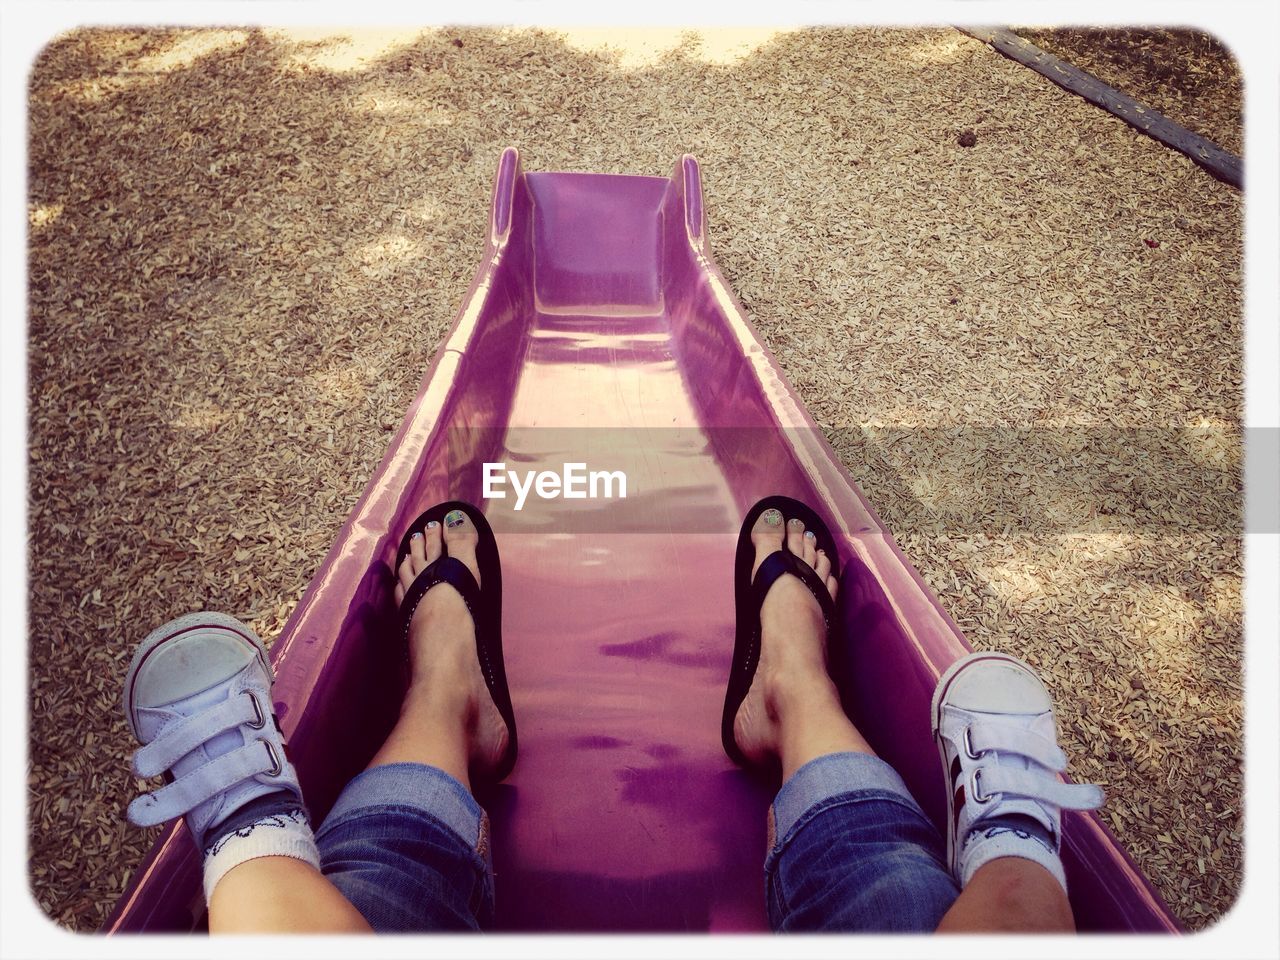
[394,499,517,782]
[721,495,840,768]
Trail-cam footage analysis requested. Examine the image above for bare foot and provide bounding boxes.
[393,509,509,780]
[732,509,842,770]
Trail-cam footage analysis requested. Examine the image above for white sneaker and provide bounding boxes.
[931,651,1104,891]
[123,612,303,848]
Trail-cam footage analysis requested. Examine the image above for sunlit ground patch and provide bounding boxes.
[556,27,790,68]
[29,202,64,229]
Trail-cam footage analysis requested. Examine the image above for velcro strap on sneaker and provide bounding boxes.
[966,722,1068,771]
[126,739,281,827]
[973,765,1104,812]
[132,693,263,779]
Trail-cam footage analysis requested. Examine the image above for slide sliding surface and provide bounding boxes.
[106,149,1178,933]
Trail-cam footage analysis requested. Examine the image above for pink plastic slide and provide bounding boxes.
[106,149,1178,933]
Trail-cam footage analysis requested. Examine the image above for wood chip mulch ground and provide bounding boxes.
[27,27,1243,931]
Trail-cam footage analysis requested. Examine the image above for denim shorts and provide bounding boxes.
[765,751,959,931]
[314,752,959,932]
[314,763,494,931]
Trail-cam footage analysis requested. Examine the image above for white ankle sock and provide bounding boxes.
[201,808,321,902]
[958,819,1068,893]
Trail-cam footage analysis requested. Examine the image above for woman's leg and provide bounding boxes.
[733,510,960,932]
[732,509,1095,934]
[312,510,510,931]
[731,514,872,777]
[363,511,507,789]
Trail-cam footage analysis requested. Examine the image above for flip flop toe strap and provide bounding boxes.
[750,550,835,627]
[398,556,483,647]
[396,555,507,740]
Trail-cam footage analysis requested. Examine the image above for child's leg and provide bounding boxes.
[209,857,371,933]
[123,613,363,933]
[935,857,1075,933]
[931,652,1104,933]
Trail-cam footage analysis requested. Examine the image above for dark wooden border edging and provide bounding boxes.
[960,26,1242,189]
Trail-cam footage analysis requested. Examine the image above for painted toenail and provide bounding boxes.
[804,530,815,540]
[444,510,466,528]
[788,518,804,529]
[411,531,423,539]
[762,509,783,526]
[426,520,439,529]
